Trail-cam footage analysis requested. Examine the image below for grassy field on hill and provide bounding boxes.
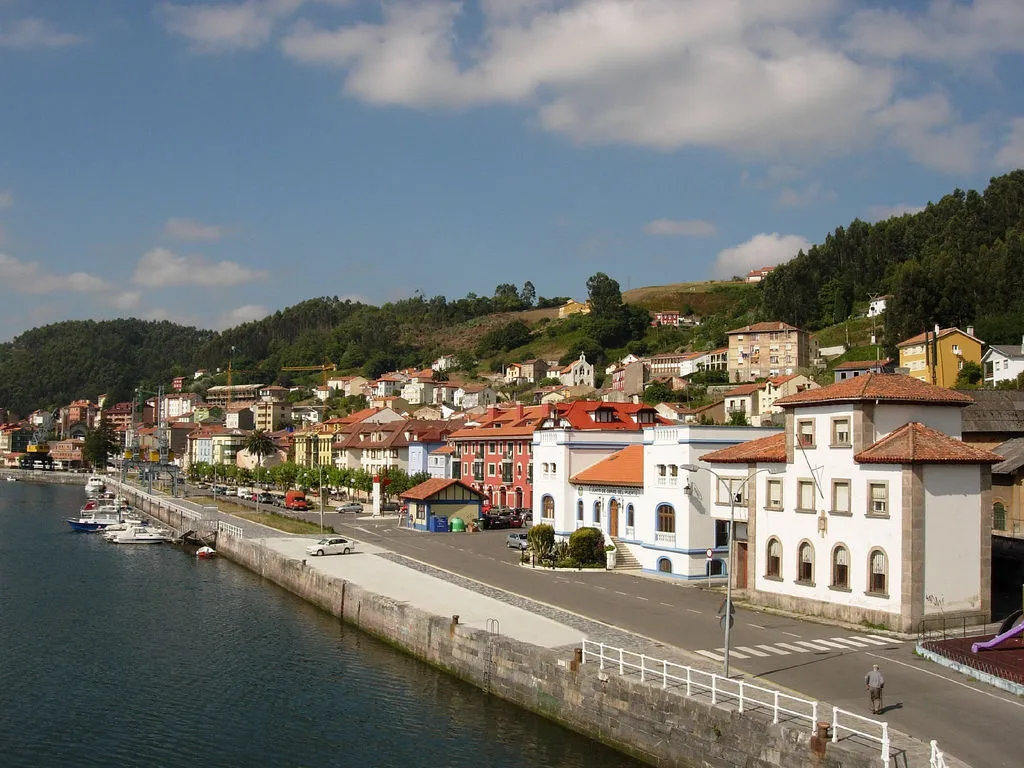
[623,280,756,316]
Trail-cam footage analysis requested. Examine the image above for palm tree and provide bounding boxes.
[244,430,277,513]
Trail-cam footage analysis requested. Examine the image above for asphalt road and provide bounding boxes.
[286,511,1024,768]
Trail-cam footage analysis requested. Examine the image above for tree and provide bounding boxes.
[493,283,524,312]
[728,410,750,426]
[586,272,624,319]
[567,527,606,567]
[527,524,555,556]
[520,280,536,307]
[244,429,277,491]
[955,361,983,388]
[82,415,119,469]
[642,381,675,405]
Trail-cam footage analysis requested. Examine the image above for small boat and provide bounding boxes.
[5,476,17,482]
[195,546,216,558]
[101,518,148,540]
[84,475,106,495]
[66,502,132,532]
[110,525,170,545]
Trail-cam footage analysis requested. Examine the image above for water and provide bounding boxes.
[0,483,642,768]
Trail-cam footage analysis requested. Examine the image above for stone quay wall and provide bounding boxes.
[210,528,877,768]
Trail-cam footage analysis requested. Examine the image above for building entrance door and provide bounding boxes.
[609,499,619,536]
[735,542,748,589]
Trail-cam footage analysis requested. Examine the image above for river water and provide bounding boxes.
[0,482,642,768]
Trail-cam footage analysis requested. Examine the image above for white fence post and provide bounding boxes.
[831,706,839,743]
[881,723,890,768]
[685,666,692,697]
[640,654,646,683]
[599,642,605,671]
[738,681,745,713]
[711,674,717,705]
[811,702,818,733]
[618,648,624,676]
[662,661,667,690]
[773,691,779,725]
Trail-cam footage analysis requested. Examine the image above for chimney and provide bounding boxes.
[966,325,975,338]
[934,323,941,334]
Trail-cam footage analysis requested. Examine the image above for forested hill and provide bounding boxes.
[760,170,1024,348]
[0,320,214,416]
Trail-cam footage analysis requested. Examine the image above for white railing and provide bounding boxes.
[654,531,675,545]
[930,740,947,768]
[624,526,635,538]
[832,707,889,768]
[582,640,900,767]
[575,519,587,530]
[217,521,244,538]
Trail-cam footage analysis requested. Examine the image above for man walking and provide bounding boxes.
[865,664,885,714]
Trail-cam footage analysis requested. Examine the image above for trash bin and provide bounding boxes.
[475,516,489,531]
[450,517,466,533]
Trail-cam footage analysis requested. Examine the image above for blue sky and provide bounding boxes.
[2,0,1023,341]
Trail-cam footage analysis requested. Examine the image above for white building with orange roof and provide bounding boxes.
[700,373,999,632]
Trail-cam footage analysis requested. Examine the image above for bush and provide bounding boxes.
[527,524,555,555]
[567,527,605,567]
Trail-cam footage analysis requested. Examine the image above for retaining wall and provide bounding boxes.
[212,529,877,768]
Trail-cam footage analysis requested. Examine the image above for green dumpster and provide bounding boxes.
[475,516,489,530]
[450,517,466,533]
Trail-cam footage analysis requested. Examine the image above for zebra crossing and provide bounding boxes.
[693,634,901,663]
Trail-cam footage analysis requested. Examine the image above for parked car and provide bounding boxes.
[256,492,276,504]
[506,532,529,550]
[507,511,524,528]
[380,501,401,512]
[486,513,511,530]
[305,536,356,556]
[335,501,363,513]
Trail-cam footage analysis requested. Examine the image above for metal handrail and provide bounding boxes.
[217,521,244,538]
[582,640,906,767]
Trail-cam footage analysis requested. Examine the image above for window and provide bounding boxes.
[797,420,815,447]
[797,541,814,584]
[797,480,815,511]
[717,478,746,505]
[658,558,672,574]
[714,519,729,547]
[542,495,554,519]
[993,501,1007,531]
[766,479,783,510]
[657,503,675,533]
[487,463,495,476]
[488,442,496,453]
[831,480,851,515]
[832,545,850,589]
[576,499,584,521]
[593,500,602,524]
[766,538,782,578]
[668,465,678,486]
[507,442,514,454]
[626,504,635,528]
[869,482,888,516]
[831,417,851,447]
[868,549,887,595]
[656,464,666,485]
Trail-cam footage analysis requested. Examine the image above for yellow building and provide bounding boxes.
[557,299,591,319]
[896,326,983,387]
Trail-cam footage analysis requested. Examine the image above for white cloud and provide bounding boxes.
[867,204,926,222]
[777,181,837,208]
[996,117,1024,170]
[159,0,303,52]
[132,247,268,288]
[0,190,12,209]
[216,304,271,328]
[873,92,985,174]
[164,217,228,242]
[109,291,143,310]
[712,233,811,279]
[0,252,110,294]
[643,218,716,237]
[0,18,83,49]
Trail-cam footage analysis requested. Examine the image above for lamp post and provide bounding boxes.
[682,463,782,678]
[318,463,325,533]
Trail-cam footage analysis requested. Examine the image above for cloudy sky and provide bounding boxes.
[1,0,1023,340]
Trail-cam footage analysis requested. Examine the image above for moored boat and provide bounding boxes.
[66,501,132,532]
[84,475,106,495]
[195,546,216,558]
[109,525,170,544]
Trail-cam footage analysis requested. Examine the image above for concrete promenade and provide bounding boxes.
[105,479,1019,768]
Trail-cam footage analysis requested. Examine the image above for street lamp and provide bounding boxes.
[318,463,325,533]
[682,463,782,678]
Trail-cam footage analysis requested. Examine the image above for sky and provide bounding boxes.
[2,0,1023,341]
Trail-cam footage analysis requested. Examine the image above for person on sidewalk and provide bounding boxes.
[865,664,885,714]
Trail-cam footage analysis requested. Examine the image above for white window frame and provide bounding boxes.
[796,479,816,512]
[868,482,889,517]
[831,480,851,515]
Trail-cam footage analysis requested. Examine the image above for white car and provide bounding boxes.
[305,536,356,556]
[506,532,529,550]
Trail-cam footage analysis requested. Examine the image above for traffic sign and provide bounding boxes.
[717,599,735,617]
[706,548,714,560]
[720,615,734,630]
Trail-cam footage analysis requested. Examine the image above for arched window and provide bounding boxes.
[868,549,888,595]
[657,503,675,533]
[993,501,1007,531]
[576,499,584,521]
[658,558,672,574]
[542,495,554,519]
[593,500,602,524]
[831,545,849,589]
[709,559,724,576]
[766,537,782,578]
[626,504,635,528]
[797,541,814,584]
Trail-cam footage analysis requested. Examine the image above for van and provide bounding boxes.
[285,490,309,510]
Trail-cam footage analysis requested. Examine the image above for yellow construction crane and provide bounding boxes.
[280,362,338,387]
[224,360,263,404]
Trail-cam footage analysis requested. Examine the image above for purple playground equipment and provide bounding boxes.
[972,609,1024,654]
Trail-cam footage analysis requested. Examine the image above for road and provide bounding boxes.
[287,510,1023,768]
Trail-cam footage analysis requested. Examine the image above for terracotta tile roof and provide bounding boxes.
[570,445,644,486]
[774,373,973,408]
[726,383,763,397]
[832,358,892,371]
[339,407,380,424]
[448,424,537,439]
[767,374,799,386]
[701,432,786,464]
[727,321,800,334]
[400,478,481,501]
[431,445,456,455]
[897,327,982,347]
[855,422,1003,464]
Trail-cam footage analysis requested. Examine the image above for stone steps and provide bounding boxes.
[610,537,642,570]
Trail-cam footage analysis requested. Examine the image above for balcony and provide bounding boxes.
[624,525,635,539]
[654,531,675,545]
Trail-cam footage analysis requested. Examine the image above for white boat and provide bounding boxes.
[195,546,216,558]
[110,525,170,545]
[5,476,17,482]
[84,475,106,495]
[101,518,148,540]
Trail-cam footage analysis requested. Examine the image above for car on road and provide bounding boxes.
[305,536,356,556]
[380,501,401,512]
[506,532,529,550]
[486,513,511,530]
[335,502,363,513]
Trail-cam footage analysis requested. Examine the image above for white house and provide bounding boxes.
[605,353,643,376]
[759,374,818,419]
[723,383,763,424]
[532,424,778,578]
[455,385,498,409]
[868,296,890,317]
[401,377,435,405]
[558,353,596,388]
[982,342,1024,386]
[374,375,405,398]
[700,373,999,632]
[433,354,457,372]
